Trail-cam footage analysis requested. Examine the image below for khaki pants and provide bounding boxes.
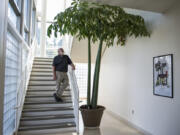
[56,71,69,98]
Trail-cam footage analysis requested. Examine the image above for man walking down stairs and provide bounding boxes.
[52,48,75,102]
[18,56,76,135]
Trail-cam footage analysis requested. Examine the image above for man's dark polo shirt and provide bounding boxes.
[52,55,72,72]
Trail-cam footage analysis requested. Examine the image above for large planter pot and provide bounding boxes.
[80,105,105,128]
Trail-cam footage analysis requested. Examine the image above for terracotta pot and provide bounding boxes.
[80,105,105,128]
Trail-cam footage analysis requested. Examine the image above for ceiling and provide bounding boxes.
[85,0,178,13]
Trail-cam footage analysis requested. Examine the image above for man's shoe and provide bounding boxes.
[53,93,63,102]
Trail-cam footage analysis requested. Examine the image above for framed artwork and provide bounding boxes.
[153,54,173,98]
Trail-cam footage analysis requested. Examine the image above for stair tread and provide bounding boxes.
[26,95,71,98]
[30,79,54,82]
[23,103,73,109]
[34,59,53,61]
[31,75,53,76]
[31,71,52,73]
[35,57,53,59]
[23,105,72,109]
[31,71,53,73]
[27,89,70,91]
[28,84,56,86]
[29,80,55,82]
[31,67,52,69]
[28,86,56,90]
[21,114,74,121]
[24,101,72,105]
[19,122,75,131]
[32,64,52,66]
[30,79,54,81]
[32,65,53,67]
[27,89,71,93]
[26,94,71,97]
[30,78,53,80]
[32,66,52,69]
[33,63,52,65]
[23,107,73,112]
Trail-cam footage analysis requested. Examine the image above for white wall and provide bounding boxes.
[99,4,180,135]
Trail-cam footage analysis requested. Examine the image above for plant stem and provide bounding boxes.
[87,36,91,107]
[91,39,103,109]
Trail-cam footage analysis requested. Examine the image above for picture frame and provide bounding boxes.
[153,54,173,98]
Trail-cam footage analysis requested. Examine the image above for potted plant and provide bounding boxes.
[47,0,150,128]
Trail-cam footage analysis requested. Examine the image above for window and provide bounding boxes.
[24,0,30,43]
[23,30,29,43]
[31,8,36,39]
[8,0,21,32]
[46,23,64,57]
[37,22,41,45]
[24,0,30,29]
[46,49,58,58]
[14,0,21,9]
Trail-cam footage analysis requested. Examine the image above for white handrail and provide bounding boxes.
[68,68,79,133]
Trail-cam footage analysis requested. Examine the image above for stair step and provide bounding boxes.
[26,90,57,94]
[29,80,55,83]
[20,115,75,126]
[26,94,71,98]
[30,76,53,81]
[35,57,53,59]
[28,86,56,90]
[21,114,74,121]
[28,84,56,86]
[18,127,76,135]
[20,119,75,127]
[18,122,76,132]
[33,62,52,65]
[35,57,53,60]
[27,88,70,91]
[23,107,73,112]
[31,72,53,76]
[23,104,72,109]
[33,60,53,64]
[25,96,71,102]
[27,89,70,93]
[27,91,71,96]
[27,86,71,91]
[22,109,73,117]
[25,96,72,102]
[32,68,52,72]
[24,102,73,109]
[29,81,56,86]
[33,65,52,69]
[24,100,72,105]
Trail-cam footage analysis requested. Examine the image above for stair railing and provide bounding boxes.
[68,67,79,133]
[14,37,38,135]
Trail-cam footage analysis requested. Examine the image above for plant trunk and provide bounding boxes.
[87,37,91,107]
[91,39,103,109]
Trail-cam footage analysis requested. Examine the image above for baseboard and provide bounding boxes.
[106,110,152,135]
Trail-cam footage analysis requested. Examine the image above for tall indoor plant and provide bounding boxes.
[48,0,150,128]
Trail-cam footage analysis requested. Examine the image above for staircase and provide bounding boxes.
[18,57,76,135]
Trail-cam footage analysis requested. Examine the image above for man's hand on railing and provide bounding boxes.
[52,66,57,80]
[53,75,57,80]
[71,63,75,70]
